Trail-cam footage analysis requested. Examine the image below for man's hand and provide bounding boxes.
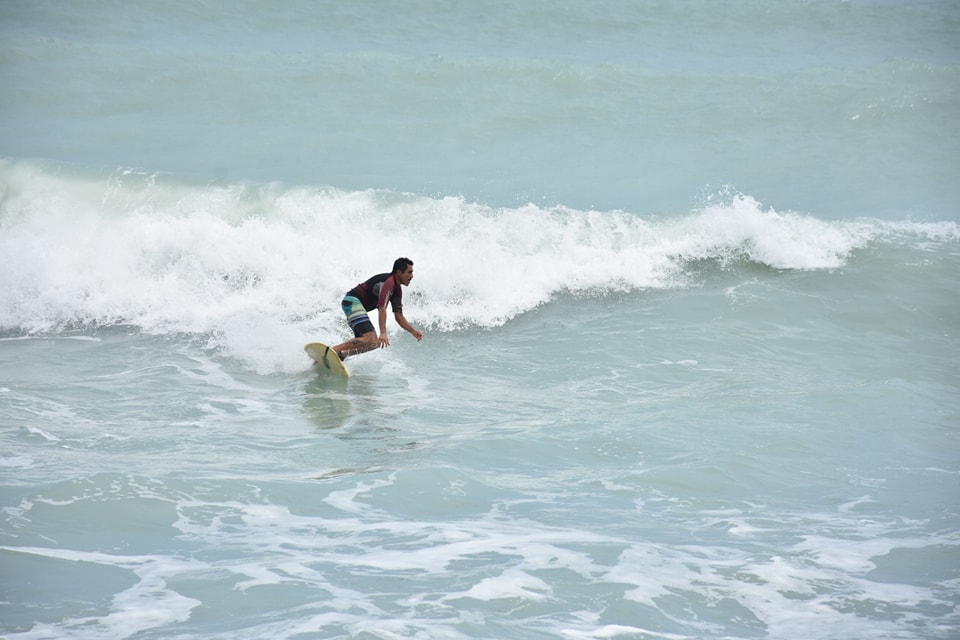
[378,333,390,348]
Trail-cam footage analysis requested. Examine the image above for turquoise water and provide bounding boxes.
[2,2,959,638]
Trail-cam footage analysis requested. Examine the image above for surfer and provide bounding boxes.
[330,257,424,359]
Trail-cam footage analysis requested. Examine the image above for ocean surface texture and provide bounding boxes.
[2,2,959,639]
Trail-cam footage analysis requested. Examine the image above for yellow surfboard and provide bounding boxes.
[305,342,350,378]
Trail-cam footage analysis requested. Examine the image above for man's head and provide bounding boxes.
[393,257,414,285]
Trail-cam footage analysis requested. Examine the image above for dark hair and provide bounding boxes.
[393,257,413,274]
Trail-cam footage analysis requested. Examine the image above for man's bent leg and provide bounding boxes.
[332,296,379,359]
[331,331,378,359]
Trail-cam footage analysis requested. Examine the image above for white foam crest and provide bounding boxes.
[3,161,950,368]
[408,198,685,329]
[665,193,877,270]
[879,218,960,248]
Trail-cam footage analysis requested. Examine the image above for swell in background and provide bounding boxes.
[1,0,958,216]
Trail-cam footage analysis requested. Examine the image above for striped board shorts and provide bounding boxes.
[341,295,375,337]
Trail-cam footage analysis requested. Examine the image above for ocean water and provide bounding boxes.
[1,1,959,639]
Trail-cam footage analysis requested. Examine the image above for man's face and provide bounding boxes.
[397,265,414,286]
